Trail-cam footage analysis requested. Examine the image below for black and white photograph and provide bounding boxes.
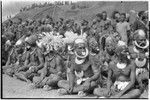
[1,0,149,99]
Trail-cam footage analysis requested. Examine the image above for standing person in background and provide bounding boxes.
[116,13,130,45]
[80,20,90,36]
[98,11,112,50]
[111,11,120,32]
[99,11,112,34]
[96,13,102,23]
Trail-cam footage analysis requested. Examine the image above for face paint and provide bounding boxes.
[76,47,86,56]
[136,37,147,47]
[116,45,129,61]
[90,41,99,54]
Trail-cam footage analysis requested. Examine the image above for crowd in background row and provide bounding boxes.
[2,10,149,47]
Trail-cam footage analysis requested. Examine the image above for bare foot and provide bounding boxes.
[78,91,87,97]
[43,85,52,91]
[57,88,68,95]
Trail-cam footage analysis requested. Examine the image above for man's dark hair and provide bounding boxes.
[138,11,145,18]
[111,10,120,19]
[120,13,126,17]
[102,11,107,14]
[46,15,50,19]
[96,13,102,19]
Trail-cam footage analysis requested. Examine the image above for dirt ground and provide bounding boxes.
[2,74,97,98]
[2,74,148,99]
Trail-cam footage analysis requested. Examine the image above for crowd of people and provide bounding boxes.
[2,9,149,98]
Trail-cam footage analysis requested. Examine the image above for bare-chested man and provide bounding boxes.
[14,35,44,83]
[93,35,118,97]
[2,34,22,75]
[30,42,66,91]
[57,38,100,97]
[105,41,141,98]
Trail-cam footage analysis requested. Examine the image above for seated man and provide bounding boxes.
[4,35,28,76]
[88,37,104,89]
[129,29,149,96]
[94,36,118,91]
[3,46,15,73]
[57,38,100,96]
[14,35,44,83]
[94,41,141,98]
[3,48,20,77]
[2,36,16,74]
[30,43,66,91]
[99,35,118,71]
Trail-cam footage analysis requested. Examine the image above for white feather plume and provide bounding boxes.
[37,31,87,51]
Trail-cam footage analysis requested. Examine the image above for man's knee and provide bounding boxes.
[122,89,142,98]
[37,68,45,74]
[91,81,97,87]
[93,88,100,96]
[57,80,65,87]
[57,80,68,88]
[133,89,141,96]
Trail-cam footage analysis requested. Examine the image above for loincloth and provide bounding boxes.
[111,81,130,96]
[75,77,89,85]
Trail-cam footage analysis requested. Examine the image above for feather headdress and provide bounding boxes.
[37,31,87,51]
[63,31,87,44]
[37,31,64,50]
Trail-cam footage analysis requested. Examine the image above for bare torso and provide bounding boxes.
[111,60,131,82]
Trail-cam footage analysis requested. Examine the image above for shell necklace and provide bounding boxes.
[135,58,146,67]
[117,62,127,69]
[75,57,85,65]
[75,70,84,79]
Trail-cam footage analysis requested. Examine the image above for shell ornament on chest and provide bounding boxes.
[116,62,127,69]
[75,56,86,65]
[135,58,147,68]
[75,70,84,79]
[74,70,89,85]
[133,46,147,68]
